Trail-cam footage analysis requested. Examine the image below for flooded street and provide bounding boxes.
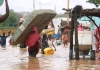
[0,37,100,70]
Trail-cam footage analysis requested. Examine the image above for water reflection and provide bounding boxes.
[68,60,95,70]
[19,48,28,54]
[95,60,100,70]
[28,57,40,70]
[0,38,100,70]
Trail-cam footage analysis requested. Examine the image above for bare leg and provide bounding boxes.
[95,46,100,59]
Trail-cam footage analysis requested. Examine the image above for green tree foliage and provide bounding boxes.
[87,0,100,7]
[0,9,18,28]
[0,10,29,29]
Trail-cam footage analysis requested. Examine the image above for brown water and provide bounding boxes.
[0,37,100,70]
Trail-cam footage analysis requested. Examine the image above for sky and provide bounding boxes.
[0,0,99,14]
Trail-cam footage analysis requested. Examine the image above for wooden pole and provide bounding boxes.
[67,0,69,9]
[33,0,35,10]
[74,12,79,60]
[39,2,41,9]
[67,0,70,25]
[69,17,74,60]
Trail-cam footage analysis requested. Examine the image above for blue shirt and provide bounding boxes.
[0,36,8,46]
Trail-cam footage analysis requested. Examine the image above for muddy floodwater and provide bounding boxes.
[0,37,100,70]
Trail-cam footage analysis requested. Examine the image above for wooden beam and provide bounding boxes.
[62,8,100,17]
[86,16,98,28]
[74,12,79,60]
[67,0,70,24]
[69,17,74,60]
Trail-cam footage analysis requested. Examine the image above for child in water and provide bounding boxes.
[62,32,68,47]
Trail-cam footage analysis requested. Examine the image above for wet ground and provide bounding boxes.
[0,37,100,70]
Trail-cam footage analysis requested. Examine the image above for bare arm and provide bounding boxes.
[7,31,11,37]
[0,0,9,23]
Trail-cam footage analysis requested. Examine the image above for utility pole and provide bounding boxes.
[33,0,35,10]
[67,0,69,9]
[67,0,70,25]
[55,5,56,12]
[39,2,41,9]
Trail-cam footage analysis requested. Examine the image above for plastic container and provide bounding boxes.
[56,40,61,45]
[44,47,54,55]
[46,31,54,35]
[54,34,59,39]
[40,28,55,35]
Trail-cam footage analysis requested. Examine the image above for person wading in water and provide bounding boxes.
[94,26,100,59]
[25,27,40,57]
